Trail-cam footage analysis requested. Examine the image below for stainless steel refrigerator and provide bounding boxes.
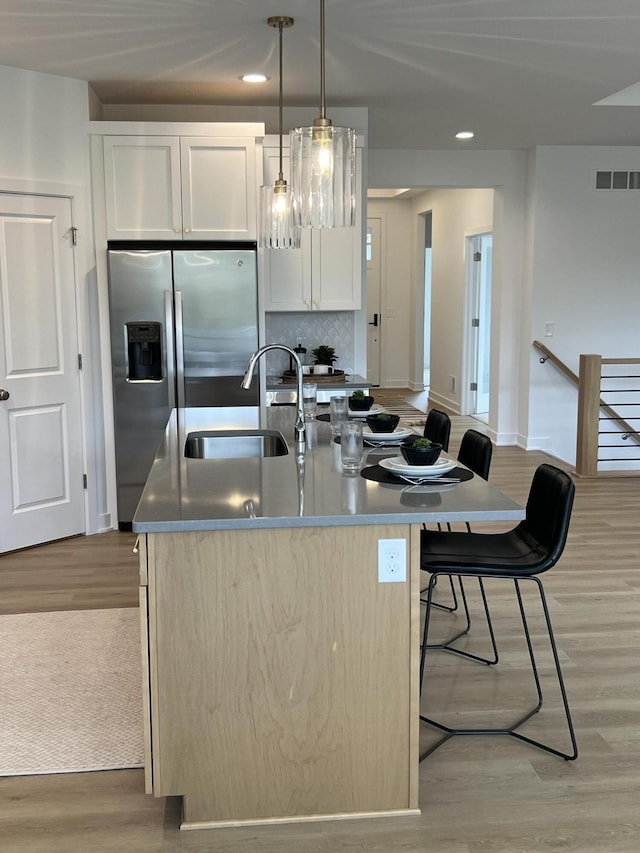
[107,245,258,527]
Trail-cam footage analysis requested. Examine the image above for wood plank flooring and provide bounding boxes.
[1,418,639,851]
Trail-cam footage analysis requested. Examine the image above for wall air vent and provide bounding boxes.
[595,171,640,190]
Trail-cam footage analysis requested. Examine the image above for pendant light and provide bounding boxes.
[290,0,356,229]
[259,15,300,250]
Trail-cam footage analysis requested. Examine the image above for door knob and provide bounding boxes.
[0,389,9,401]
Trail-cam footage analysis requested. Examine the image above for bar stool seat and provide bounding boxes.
[419,463,578,763]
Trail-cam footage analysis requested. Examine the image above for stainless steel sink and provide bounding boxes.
[184,429,289,459]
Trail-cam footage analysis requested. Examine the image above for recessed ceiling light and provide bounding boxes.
[242,73,269,83]
[456,131,475,140]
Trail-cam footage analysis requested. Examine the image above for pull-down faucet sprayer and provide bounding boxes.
[241,344,306,454]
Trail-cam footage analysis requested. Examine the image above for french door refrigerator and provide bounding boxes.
[107,244,258,528]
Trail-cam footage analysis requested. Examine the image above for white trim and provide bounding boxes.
[88,121,266,138]
[0,177,102,536]
[89,135,119,531]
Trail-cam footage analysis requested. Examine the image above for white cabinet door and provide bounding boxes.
[262,145,362,312]
[104,136,182,240]
[312,230,361,310]
[312,153,363,311]
[262,228,312,310]
[104,135,258,241]
[260,146,311,311]
[0,193,85,552]
[181,137,257,240]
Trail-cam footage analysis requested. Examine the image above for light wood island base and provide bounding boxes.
[139,524,421,828]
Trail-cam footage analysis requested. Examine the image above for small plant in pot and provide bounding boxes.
[366,412,400,433]
[311,344,338,368]
[349,389,375,411]
[400,436,442,466]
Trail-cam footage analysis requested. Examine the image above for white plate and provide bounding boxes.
[348,404,384,417]
[363,425,413,441]
[379,456,458,477]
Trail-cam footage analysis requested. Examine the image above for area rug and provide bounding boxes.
[0,608,143,776]
[371,391,427,427]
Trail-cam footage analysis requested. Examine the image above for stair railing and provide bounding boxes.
[533,341,640,477]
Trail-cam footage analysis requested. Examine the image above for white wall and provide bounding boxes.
[409,188,494,414]
[367,189,494,403]
[526,146,640,463]
[0,65,89,185]
[0,65,108,533]
[368,148,524,444]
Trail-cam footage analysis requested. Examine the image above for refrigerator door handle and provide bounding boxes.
[164,290,177,410]
[174,290,186,408]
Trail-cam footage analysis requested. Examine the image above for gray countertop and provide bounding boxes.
[132,407,524,532]
[266,373,369,405]
[266,372,369,390]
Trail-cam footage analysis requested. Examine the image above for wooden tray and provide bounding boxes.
[282,369,345,384]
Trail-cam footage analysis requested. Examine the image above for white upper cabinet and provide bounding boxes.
[261,144,363,312]
[180,138,257,240]
[103,135,257,241]
[104,136,182,240]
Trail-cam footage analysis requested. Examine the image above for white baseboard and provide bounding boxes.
[427,389,460,415]
[89,513,113,534]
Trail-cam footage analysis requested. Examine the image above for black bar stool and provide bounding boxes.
[419,463,578,762]
[423,408,451,452]
[425,430,494,654]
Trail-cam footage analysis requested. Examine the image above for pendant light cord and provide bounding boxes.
[319,0,326,121]
[268,15,294,186]
[278,20,284,182]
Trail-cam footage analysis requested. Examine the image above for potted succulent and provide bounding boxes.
[366,411,400,433]
[400,436,442,466]
[348,388,375,411]
[311,345,337,375]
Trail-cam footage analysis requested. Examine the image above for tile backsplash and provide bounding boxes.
[264,312,355,375]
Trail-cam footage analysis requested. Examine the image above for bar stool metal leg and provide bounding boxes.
[419,572,578,763]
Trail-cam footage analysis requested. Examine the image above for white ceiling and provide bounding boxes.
[3,0,640,150]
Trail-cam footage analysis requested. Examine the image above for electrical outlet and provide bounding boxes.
[378,538,407,583]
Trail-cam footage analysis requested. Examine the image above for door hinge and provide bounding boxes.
[70,227,78,247]
[474,251,481,262]
[470,382,478,391]
[83,474,88,489]
[471,318,480,327]
[78,353,83,371]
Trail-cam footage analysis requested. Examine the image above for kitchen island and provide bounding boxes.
[133,407,524,830]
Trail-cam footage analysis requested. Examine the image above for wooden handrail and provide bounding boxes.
[532,340,640,455]
[533,340,580,386]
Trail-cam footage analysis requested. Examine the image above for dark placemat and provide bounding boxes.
[360,464,473,486]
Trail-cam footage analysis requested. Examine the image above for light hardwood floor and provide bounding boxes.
[1,428,639,852]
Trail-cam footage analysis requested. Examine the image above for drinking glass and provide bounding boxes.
[330,395,348,435]
[340,420,364,472]
[302,382,317,419]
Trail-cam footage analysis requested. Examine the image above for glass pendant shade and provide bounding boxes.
[290,123,356,228]
[259,181,300,249]
[259,15,300,250]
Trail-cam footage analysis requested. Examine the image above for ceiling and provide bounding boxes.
[3,0,640,150]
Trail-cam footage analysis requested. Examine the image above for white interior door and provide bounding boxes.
[366,218,382,386]
[0,193,85,553]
